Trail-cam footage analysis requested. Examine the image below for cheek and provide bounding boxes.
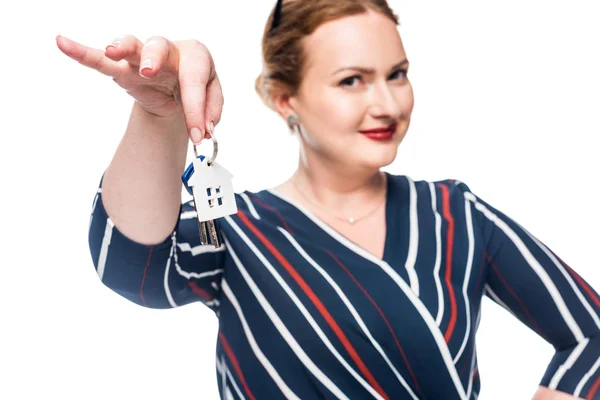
[401,83,415,114]
[314,93,365,130]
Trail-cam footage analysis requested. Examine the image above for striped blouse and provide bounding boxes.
[88,172,600,399]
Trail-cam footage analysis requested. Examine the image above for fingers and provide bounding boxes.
[137,36,179,79]
[59,34,223,145]
[105,35,179,80]
[104,34,144,67]
[204,74,224,135]
[177,41,215,144]
[56,35,121,77]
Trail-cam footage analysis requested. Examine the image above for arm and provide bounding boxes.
[101,100,189,246]
[455,181,600,400]
[534,386,585,399]
[88,101,226,311]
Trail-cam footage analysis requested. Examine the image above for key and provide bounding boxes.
[206,219,221,248]
[197,219,209,246]
[181,130,237,248]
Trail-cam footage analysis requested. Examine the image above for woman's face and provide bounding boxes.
[286,9,414,172]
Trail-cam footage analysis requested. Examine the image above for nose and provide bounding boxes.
[368,81,403,120]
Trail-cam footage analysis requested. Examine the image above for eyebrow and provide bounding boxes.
[332,59,409,76]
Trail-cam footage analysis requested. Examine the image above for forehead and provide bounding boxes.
[302,10,406,75]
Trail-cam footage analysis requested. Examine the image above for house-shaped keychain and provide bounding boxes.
[184,155,238,222]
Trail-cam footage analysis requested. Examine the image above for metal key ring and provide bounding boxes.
[193,127,218,165]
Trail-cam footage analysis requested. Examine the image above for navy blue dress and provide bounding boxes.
[88,172,600,399]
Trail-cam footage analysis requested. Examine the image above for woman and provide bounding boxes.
[57,0,599,399]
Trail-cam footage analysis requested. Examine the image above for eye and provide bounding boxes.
[339,75,362,87]
[389,68,408,80]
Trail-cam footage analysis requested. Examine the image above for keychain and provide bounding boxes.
[181,128,237,248]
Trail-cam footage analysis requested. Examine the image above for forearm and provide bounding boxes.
[101,100,189,245]
[533,386,584,400]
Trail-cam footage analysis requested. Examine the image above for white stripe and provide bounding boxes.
[484,284,518,319]
[181,210,198,220]
[174,263,223,280]
[428,182,445,326]
[96,217,114,281]
[163,235,177,307]
[177,210,227,256]
[221,356,227,399]
[224,386,235,400]
[166,231,222,306]
[548,338,590,389]
[278,227,419,399]
[526,215,600,390]
[174,239,224,279]
[465,347,477,399]
[239,193,261,220]
[216,357,247,400]
[177,240,226,256]
[89,190,100,231]
[522,227,600,329]
[405,176,420,296]
[224,218,377,399]
[574,351,600,397]
[267,188,468,399]
[223,360,246,400]
[220,277,302,400]
[453,198,476,364]
[216,355,223,373]
[464,192,585,342]
[475,303,482,331]
[377,259,467,399]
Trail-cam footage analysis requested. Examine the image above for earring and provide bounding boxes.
[287,114,298,127]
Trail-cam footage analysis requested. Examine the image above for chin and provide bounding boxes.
[354,145,399,170]
[354,132,404,169]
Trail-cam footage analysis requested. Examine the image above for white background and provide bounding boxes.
[1,0,599,399]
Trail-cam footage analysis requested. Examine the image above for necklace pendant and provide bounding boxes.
[348,217,356,224]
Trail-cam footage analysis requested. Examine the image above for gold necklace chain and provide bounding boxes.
[290,174,387,225]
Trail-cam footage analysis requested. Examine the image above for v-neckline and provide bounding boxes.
[261,172,399,266]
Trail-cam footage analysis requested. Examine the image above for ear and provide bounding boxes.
[273,92,299,120]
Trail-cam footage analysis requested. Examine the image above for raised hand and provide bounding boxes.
[56,34,224,143]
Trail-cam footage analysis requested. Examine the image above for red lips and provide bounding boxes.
[359,124,396,141]
[359,124,396,134]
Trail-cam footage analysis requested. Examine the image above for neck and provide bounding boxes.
[291,150,386,211]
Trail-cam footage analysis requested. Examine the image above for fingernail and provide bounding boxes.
[139,58,153,77]
[106,40,120,51]
[190,127,203,144]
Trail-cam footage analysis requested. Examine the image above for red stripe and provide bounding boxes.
[247,194,294,234]
[328,251,421,393]
[486,254,543,334]
[437,184,458,343]
[587,375,600,400]
[559,257,600,309]
[188,281,212,301]
[219,332,256,400]
[459,347,473,377]
[237,210,390,400]
[139,245,155,306]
